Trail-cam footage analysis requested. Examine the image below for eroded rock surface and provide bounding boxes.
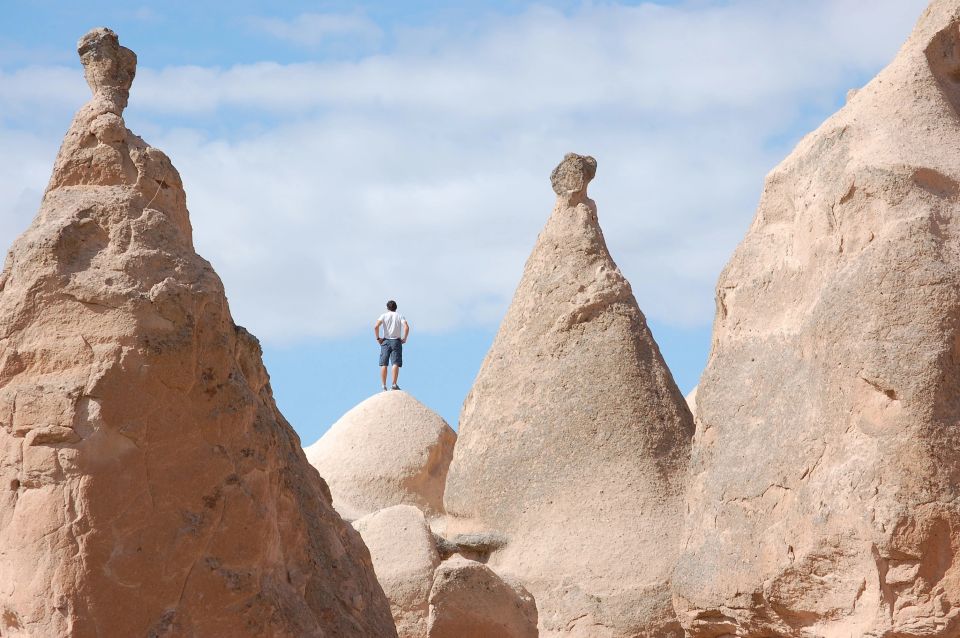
[674,2,960,636]
[443,153,694,636]
[305,390,456,521]
[426,555,537,638]
[0,28,395,637]
[353,505,441,638]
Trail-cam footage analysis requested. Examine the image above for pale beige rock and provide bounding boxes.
[443,153,694,636]
[353,505,440,638]
[305,390,456,521]
[675,2,960,636]
[685,384,698,418]
[0,28,395,637]
[426,555,537,638]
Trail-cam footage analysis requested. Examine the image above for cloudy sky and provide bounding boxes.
[1,0,929,442]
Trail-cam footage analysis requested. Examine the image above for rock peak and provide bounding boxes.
[550,152,596,200]
[445,148,692,635]
[306,391,456,521]
[77,27,136,112]
[0,28,396,636]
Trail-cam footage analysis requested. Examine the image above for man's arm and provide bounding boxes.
[374,318,383,344]
[401,320,410,344]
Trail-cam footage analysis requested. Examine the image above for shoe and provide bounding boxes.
[382,385,388,392]
[391,384,401,391]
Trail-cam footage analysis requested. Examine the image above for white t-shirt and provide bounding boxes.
[378,311,406,339]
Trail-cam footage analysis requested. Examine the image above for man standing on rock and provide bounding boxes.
[375,300,409,391]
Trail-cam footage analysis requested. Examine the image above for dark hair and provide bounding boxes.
[386,300,397,311]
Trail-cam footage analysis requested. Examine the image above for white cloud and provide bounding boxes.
[0,128,57,251]
[0,65,86,118]
[248,12,383,49]
[130,7,162,23]
[0,0,931,342]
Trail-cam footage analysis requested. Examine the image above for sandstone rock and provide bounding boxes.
[437,530,508,562]
[426,555,537,638]
[305,390,456,521]
[674,2,960,636]
[443,153,694,636]
[0,28,395,637]
[685,384,698,418]
[353,505,440,638]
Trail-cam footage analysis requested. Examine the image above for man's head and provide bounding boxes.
[386,300,397,311]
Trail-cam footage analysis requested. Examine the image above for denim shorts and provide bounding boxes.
[379,339,403,367]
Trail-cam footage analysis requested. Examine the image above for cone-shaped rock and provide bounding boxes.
[305,391,456,521]
[675,2,960,635]
[0,28,395,637]
[443,153,694,636]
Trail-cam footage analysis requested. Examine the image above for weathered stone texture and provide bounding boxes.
[353,505,441,638]
[426,555,537,638]
[0,28,395,637]
[305,390,456,522]
[674,2,960,636]
[443,153,694,636]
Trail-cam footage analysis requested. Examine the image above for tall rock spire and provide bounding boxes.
[0,28,396,637]
[443,153,694,636]
[674,2,960,635]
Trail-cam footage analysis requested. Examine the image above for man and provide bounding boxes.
[374,300,409,391]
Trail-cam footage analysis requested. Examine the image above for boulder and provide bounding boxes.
[674,2,960,636]
[443,153,694,636]
[426,555,537,638]
[353,505,440,638]
[0,28,395,637]
[305,390,456,521]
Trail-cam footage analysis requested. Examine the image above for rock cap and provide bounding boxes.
[550,152,597,200]
[77,28,136,111]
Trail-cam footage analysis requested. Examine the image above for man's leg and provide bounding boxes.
[379,340,390,389]
[391,341,402,389]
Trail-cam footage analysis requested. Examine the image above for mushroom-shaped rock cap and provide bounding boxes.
[305,391,457,521]
[550,152,597,198]
[78,28,136,110]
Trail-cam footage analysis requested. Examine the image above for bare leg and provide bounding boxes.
[380,366,387,387]
[392,365,400,386]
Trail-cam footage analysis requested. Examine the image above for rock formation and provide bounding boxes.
[426,555,537,638]
[353,505,440,638]
[674,2,960,635]
[305,390,456,521]
[0,28,395,637]
[443,153,694,636]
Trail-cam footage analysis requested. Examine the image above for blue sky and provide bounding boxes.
[0,0,928,443]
